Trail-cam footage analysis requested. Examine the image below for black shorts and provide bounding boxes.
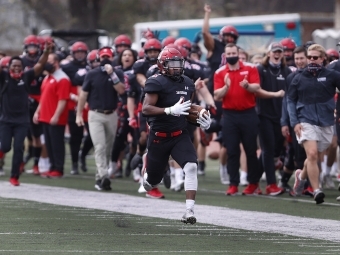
[146,129,197,184]
[29,100,43,138]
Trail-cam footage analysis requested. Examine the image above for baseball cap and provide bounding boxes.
[268,42,283,52]
[98,47,113,58]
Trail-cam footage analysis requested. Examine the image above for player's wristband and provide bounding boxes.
[110,72,120,85]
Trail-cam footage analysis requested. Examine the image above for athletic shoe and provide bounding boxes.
[94,177,111,191]
[302,186,314,197]
[70,163,79,175]
[146,188,164,199]
[9,177,20,186]
[32,165,40,175]
[278,181,292,192]
[266,184,284,196]
[226,185,238,196]
[181,209,196,225]
[336,195,340,201]
[292,169,306,196]
[322,174,335,189]
[220,166,230,185]
[0,168,5,176]
[40,170,63,178]
[132,167,141,182]
[242,183,260,195]
[79,157,87,172]
[313,190,325,204]
[240,172,248,186]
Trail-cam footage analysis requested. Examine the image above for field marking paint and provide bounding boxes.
[0,182,340,243]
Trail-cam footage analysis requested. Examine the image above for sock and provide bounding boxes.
[313,188,320,194]
[325,166,332,175]
[298,171,305,181]
[281,171,292,184]
[198,161,205,171]
[240,170,247,179]
[186,199,195,210]
[33,147,42,166]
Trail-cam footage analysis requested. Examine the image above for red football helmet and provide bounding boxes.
[114,34,132,47]
[143,28,155,39]
[71,41,89,54]
[219,26,239,42]
[157,47,184,78]
[162,36,176,48]
[174,38,192,51]
[38,36,55,52]
[87,49,98,64]
[326,48,339,59]
[0,56,11,70]
[280,38,296,50]
[177,46,188,59]
[143,38,162,52]
[23,35,40,55]
[138,49,145,59]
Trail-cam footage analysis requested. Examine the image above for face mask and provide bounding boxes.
[100,58,112,66]
[285,55,293,63]
[269,61,281,69]
[44,63,55,73]
[307,63,322,74]
[10,71,23,80]
[226,56,239,65]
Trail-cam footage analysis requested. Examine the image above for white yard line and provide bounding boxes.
[0,181,340,243]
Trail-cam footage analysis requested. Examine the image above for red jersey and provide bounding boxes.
[214,61,260,111]
[39,69,71,125]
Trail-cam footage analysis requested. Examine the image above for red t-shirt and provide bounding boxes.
[39,69,71,125]
[214,61,260,111]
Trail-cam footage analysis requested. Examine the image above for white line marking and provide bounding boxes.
[0,182,340,243]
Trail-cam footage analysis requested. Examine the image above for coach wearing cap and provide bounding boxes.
[76,46,125,191]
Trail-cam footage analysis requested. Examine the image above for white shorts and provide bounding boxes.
[296,123,333,152]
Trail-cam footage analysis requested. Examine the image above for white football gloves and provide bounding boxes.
[164,98,191,116]
[197,110,211,130]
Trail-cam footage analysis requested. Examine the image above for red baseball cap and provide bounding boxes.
[98,47,113,58]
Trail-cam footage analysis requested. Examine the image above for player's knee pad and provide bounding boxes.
[183,162,197,191]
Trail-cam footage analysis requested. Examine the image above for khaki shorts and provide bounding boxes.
[296,123,333,152]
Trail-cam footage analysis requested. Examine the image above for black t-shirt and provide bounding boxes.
[82,66,124,110]
[127,72,142,106]
[256,64,292,122]
[22,55,44,96]
[328,60,340,113]
[74,66,91,86]
[144,74,195,132]
[0,69,35,124]
[206,39,225,93]
[62,61,87,86]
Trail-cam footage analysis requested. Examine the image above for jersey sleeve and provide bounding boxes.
[144,75,163,94]
[132,60,146,75]
[57,78,71,100]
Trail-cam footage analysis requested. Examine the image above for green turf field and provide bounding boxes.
[0,147,339,254]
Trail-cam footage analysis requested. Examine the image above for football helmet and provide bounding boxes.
[219,26,239,43]
[0,56,11,71]
[71,41,88,54]
[326,48,339,59]
[23,35,40,56]
[162,36,176,48]
[280,38,296,50]
[87,49,98,65]
[174,37,192,51]
[114,34,132,47]
[157,47,184,79]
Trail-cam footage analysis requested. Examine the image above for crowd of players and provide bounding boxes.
[1,4,340,210]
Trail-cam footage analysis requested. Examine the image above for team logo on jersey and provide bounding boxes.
[176,91,187,95]
[317,77,326,82]
[240,71,249,76]
[17,80,24,86]
[277,75,285,80]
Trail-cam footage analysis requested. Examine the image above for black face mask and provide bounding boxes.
[100,58,112,66]
[307,63,322,74]
[44,63,55,73]
[226,56,239,65]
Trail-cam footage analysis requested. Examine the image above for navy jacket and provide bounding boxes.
[287,67,340,128]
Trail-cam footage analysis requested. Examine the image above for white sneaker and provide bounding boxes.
[170,171,177,190]
[174,168,184,192]
[260,172,266,182]
[220,166,229,185]
[132,167,141,182]
[322,174,335,189]
[336,195,340,201]
[240,171,248,186]
[181,209,196,225]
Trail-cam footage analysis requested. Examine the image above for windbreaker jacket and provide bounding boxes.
[287,67,340,128]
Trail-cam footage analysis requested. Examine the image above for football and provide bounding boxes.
[186,104,209,124]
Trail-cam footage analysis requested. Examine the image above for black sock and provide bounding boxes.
[198,161,205,171]
[33,147,42,166]
[138,143,147,155]
[281,171,292,184]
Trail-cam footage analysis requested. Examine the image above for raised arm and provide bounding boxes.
[33,42,53,77]
[202,4,215,54]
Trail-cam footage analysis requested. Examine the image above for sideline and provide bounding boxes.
[0,181,339,243]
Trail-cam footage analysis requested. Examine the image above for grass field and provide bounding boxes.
[0,147,340,254]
